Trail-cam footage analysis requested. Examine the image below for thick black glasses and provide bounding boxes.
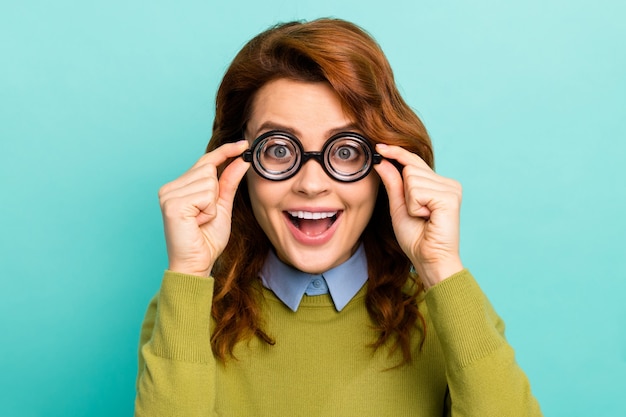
[242,130,382,182]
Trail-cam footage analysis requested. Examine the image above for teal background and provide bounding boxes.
[1,0,624,415]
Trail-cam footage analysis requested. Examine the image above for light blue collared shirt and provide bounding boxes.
[259,244,368,312]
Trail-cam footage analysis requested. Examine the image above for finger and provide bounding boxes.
[159,168,219,216]
[403,184,442,218]
[217,156,250,212]
[161,187,218,226]
[198,157,250,220]
[191,140,249,170]
[402,170,462,197]
[159,176,219,204]
[161,164,218,195]
[404,182,463,218]
[160,141,248,196]
[377,144,460,192]
[402,164,459,190]
[375,152,434,219]
[375,143,432,171]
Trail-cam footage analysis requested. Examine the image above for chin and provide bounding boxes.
[277,244,353,274]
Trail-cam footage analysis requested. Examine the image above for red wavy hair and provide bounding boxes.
[207,18,433,364]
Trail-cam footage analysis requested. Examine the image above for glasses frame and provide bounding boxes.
[241,130,382,182]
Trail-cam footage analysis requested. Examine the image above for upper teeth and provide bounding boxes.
[288,211,337,220]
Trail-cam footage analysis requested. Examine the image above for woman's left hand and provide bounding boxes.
[374,144,464,288]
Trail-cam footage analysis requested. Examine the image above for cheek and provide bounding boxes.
[341,177,379,226]
[246,173,285,224]
[362,180,381,224]
[246,174,269,219]
[245,172,260,204]
[359,176,380,209]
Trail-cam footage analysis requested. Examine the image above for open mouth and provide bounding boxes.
[285,210,340,236]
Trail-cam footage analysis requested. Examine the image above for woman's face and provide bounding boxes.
[245,78,379,274]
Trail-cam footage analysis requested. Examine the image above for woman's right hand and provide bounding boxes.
[158,141,250,277]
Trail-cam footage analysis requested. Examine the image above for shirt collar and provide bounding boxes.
[259,244,368,312]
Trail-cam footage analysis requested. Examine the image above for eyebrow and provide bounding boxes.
[250,121,361,139]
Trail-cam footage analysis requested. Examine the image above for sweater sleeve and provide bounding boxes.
[424,270,543,417]
[134,271,217,417]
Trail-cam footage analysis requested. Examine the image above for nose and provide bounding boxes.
[291,158,331,197]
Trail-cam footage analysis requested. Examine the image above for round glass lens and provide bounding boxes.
[325,136,372,181]
[254,134,300,179]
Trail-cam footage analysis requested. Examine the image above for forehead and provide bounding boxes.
[247,78,356,146]
[253,130,370,150]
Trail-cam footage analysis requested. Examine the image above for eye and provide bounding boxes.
[331,141,365,164]
[266,143,292,160]
[257,135,298,167]
[334,145,360,161]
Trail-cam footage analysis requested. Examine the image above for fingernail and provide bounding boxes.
[376,143,388,150]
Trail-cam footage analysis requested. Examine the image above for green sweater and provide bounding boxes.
[135,269,542,416]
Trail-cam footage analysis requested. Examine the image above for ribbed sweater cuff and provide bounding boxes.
[425,270,505,371]
[151,271,215,363]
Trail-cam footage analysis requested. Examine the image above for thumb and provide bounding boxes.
[217,156,250,213]
[374,158,406,217]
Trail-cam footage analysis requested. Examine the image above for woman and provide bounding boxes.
[135,18,542,416]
